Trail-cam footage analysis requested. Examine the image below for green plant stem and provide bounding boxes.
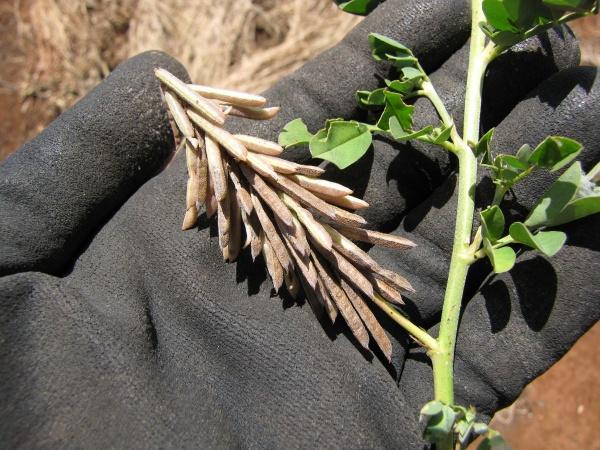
[371,294,439,351]
[431,2,492,448]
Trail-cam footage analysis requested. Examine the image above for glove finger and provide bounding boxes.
[370,66,600,326]
[325,26,580,229]
[0,51,187,276]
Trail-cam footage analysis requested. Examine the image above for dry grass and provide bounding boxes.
[15,0,360,113]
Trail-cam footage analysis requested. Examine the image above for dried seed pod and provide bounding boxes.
[372,268,415,293]
[188,84,266,107]
[274,175,337,221]
[261,234,284,292]
[188,110,248,161]
[317,248,374,299]
[333,226,416,250]
[370,277,404,305]
[217,198,230,253]
[234,135,283,156]
[251,192,292,272]
[250,218,263,260]
[164,90,195,139]
[240,165,293,229]
[314,192,369,210]
[245,152,280,181]
[329,205,367,227]
[241,210,254,249]
[284,269,300,299]
[155,68,225,126]
[253,154,298,174]
[228,167,253,216]
[196,142,208,207]
[292,163,325,178]
[205,172,217,218]
[225,186,242,262]
[205,136,228,202]
[280,193,332,252]
[340,279,392,362]
[315,275,338,324]
[287,215,311,259]
[324,224,379,271]
[282,234,318,289]
[182,207,198,231]
[226,105,280,120]
[312,256,369,349]
[289,174,353,197]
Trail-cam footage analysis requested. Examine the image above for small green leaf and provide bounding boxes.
[389,118,432,141]
[309,120,372,169]
[386,78,421,95]
[338,0,383,15]
[278,118,313,149]
[529,136,582,171]
[356,88,386,107]
[420,400,443,419]
[376,91,415,132]
[368,33,413,62]
[484,238,516,273]
[498,154,530,171]
[550,195,600,226]
[525,161,582,229]
[509,222,567,257]
[482,0,520,32]
[516,143,533,163]
[474,128,495,163]
[422,404,457,443]
[432,124,453,145]
[481,205,505,242]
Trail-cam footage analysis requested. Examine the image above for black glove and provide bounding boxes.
[1,0,598,448]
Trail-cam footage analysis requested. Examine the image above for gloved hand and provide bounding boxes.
[1,0,598,448]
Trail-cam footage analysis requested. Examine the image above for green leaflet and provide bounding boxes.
[376,91,415,132]
[509,222,566,257]
[338,0,384,15]
[484,238,516,273]
[309,120,372,169]
[528,135,582,171]
[278,118,313,149]
[481,205,505,242]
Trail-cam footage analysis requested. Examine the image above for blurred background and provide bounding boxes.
[0,1,598,448]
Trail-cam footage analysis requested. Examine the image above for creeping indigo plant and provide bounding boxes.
[279,1,599,448]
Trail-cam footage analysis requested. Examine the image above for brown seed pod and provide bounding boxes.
[340,279,393,362]
[251,192,292,272]
[289,174,353,197]
[188,110,248,161]
[261,234,284,292]
[205,136,228,202]
[333,225,416,250]
[155,68,225,126]
[226,105,280,120]
[188,84,267,107]
[240,165,293,230]
[312,256,369,349]
[234,135,283,156]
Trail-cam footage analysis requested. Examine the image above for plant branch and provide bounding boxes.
[371,294,439,351]
[432,1,490,440]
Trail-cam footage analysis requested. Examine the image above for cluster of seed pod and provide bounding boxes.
[156,68,417,361]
